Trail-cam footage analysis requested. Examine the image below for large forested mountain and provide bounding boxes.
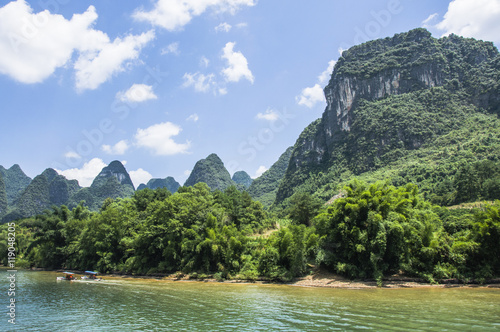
[0,161,136,222]
[276,28,500,206]
[0,164,31,205]
[3,168,80,222]
[184,153,236,191]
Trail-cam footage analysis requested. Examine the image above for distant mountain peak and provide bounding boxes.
[184,153,234,191]
[91,160,135,190]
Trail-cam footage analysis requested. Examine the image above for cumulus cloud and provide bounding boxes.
[256,109,279,122]
[161,41,180,55]
[74,30,155,91]
[221,42,254,83]
[102,140,129,155]
[215,22,232,32]
[296,59,334,108]
[318,60,336,84]
[129,168,153,187]
[0,1,154,90]
[430,0,500,44]
[116,84,158,103]
[296,84,325,108]
[253,166,267,179]
[182,72,216,93]
[135,121,191,155]
[64,151,82,160]
[133,0,255,31]
[56,157,107,187]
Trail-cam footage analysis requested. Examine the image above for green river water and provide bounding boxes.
[1,270,499,331]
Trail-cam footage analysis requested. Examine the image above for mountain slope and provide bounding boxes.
[91,160,135,190]
[276,28,500,206]
[0,173,7,217]
[0,164,32,205]
[138,177,181,193]
[184,153,235,191]
[2,168,80,221]
[68,160,135,210]
[248,146,293,206]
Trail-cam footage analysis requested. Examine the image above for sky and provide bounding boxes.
[1,0,499,188]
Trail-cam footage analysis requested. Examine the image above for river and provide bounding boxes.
[1,270,499,331]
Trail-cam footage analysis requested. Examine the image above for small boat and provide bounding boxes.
[57,272,76,281]
[81,271,102,281]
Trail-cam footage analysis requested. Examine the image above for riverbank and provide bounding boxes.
[38,267,500,289]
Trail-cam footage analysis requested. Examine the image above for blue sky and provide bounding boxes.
[1,0,499,187]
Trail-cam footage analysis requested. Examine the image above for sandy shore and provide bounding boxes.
[101,270,500,289]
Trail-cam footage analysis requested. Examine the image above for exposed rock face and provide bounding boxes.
[91,160,135,190]
[138,177,181,193]
[232,171,253,189]
[276,28,500,204]
[184,153,235,191]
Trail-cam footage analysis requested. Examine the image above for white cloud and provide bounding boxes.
[432,0,500,44]
[215,22,232,32]
[161,41,180,55]
[186,113,199,122]
[184,169,192,176]
[296,84,325,108]
[133,0,256,31]
[135,121,191,155]
[74,30,155,91]
[102,140,129,155]
[200,56,210,68]
[422,13,439,29]
[64,151,82,160]
[235,22,248,29]
[117,84,158,103]
[256,109,279,122]
[0,1,154,90]
[182,72,216,93]
[221,42,254,83]
[296,59,334,108]
[318,60,336,84]
[253,166,267,179]
[56,158,107,187]
[129,168,153,187]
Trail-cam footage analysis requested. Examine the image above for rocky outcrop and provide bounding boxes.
[276,28,500,204]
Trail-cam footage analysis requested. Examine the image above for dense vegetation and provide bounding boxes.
[2,182,498,284]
